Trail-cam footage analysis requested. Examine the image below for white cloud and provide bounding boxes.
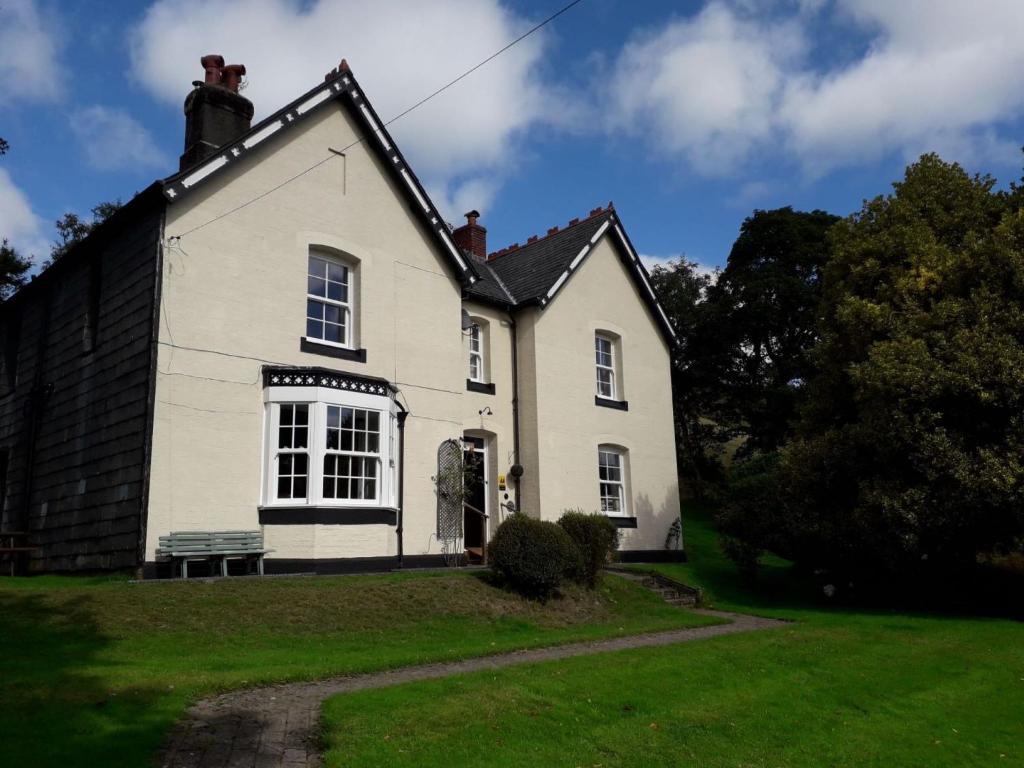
[606,2,806,175]
[128,0,553,219]
[606,0,1024,177]
[783,0,1024,173]
[69,106,170,172]
[0,0,63,104]
[0,169,47,260]
[727,180,775,208]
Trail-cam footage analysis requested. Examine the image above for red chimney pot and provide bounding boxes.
[201,54,225,85]
[220,64,246,92]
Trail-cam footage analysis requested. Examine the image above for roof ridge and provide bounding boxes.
[487,202,614,261]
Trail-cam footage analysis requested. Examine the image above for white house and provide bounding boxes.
[0,56,683,575]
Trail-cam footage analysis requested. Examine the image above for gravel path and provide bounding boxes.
[160,576,785,768]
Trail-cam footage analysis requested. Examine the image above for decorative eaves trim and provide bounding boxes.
[538,213,678,344]
[162,70,474,283]
[262,366,395,397]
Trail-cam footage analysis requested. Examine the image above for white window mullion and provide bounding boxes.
[310,403,324,506]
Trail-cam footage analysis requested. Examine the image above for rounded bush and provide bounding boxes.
[489,514,581,599]
[557,510,620,587]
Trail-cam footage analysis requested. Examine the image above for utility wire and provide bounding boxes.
[170,0,584,242]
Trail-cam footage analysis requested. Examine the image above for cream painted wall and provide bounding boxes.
[146,102,467,562]
[461,301,517,537]
[526,237,680,551]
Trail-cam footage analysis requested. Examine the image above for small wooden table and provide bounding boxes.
[0,532,38,576]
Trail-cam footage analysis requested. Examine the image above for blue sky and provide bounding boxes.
[3,0,1024,274]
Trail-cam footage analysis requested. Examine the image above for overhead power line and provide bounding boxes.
[171,0,585,242]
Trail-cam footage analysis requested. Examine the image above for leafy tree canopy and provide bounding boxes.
[648,258,723,494]
[709,207,840,454]
[47,200,122,265]
[0,238,32,301]
[722,154,1024,580]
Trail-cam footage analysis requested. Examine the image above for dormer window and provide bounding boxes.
[306,251,352,348]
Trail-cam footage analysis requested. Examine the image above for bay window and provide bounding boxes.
[263,373,397,509]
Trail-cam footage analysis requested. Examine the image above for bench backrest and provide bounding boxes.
[158,530,265,555]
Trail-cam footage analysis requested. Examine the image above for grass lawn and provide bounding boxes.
[320,507,1024,767]
[0,569,715,768]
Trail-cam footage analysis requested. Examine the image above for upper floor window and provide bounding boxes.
[598,446,628,516]
[468,323,484,382]
[595,333,616,399]
[306,251,353,348]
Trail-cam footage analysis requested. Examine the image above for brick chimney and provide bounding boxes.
[179,54,255,170]
[452,210,487,263]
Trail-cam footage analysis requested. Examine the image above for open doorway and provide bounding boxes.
[462,435,487,564]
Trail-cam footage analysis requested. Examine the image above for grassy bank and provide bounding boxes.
[0,569,714,767]
[320,509,1024,767]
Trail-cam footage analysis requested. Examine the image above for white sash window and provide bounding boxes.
[263,385,397,509]
[598,446,629,516]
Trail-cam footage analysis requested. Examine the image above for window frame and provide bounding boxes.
[597,446,629,517]
[305,250,356,351]
[262,385,397,510]
[468,322,485,383]
[595,333,617,400]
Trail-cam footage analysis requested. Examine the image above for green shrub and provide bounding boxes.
[489,514,581,600]
[557,510,619,587]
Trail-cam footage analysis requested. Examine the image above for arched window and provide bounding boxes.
[468,322,485,382]
[597,445,629,517]
[306,248,356,349]
[595,332,618,399]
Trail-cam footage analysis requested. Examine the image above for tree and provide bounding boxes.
[708,207,839,454]
[648,258,725,495]
[47,200,122,265]
[726,155,1024,581]
[0,137,34,299]
[0,238,32,301]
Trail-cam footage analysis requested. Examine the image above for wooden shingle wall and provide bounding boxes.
[0,202,162,572]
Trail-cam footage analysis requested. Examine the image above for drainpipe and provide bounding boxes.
[508,311,522,514]
[395,404,408,568]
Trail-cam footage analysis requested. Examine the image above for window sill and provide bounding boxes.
[595,396,628,411]
[259,506,397,525]
[466,379,495,395]
[300,338,367,362]
[605,515,638,528]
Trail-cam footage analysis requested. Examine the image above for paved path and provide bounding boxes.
[160,578,785,768]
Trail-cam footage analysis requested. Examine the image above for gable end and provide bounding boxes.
[161,66,477,285]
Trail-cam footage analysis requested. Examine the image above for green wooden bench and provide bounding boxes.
[156,531,273,578]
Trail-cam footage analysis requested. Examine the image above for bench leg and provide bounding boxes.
[182,559,188,579]
[220,557,228,578]
[257,555,264,577]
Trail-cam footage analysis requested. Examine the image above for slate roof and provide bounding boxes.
[485,213,611,304]
[463,208,678,345]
